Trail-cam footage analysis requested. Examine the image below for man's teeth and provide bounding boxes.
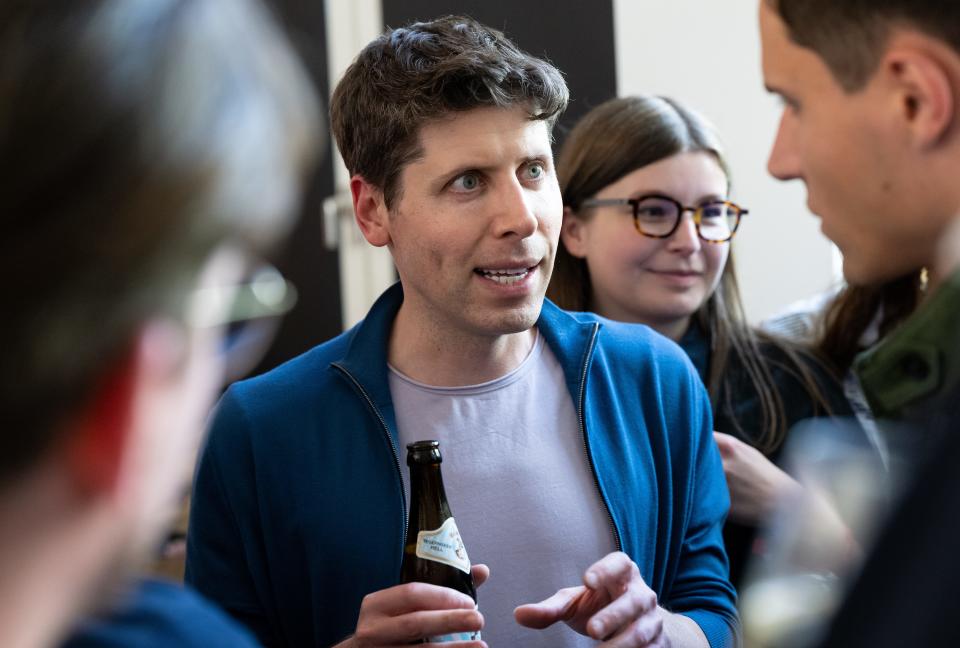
[479,268,530,285]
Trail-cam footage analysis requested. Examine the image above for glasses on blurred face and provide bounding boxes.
[186,262,297,383]
[580,194,748,243]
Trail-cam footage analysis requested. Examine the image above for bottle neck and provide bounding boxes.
[408,462,452,529]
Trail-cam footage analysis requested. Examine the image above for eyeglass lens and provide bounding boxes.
[634,197,739,241]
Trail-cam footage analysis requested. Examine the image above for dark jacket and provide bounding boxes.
[820,270,960,647]
[62,580,260,648]
[679,322,853,587]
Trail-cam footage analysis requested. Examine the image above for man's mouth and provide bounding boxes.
[475,266,535,285]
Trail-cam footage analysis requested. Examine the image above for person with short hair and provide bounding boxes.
[0,1,319,646]
[186,15,738,648]
[758,0,960,644]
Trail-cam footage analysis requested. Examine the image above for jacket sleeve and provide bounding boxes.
[61,580,263,648]
[185,387,280,646]
[667,380,740,648]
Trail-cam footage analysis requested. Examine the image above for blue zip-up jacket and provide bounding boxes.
[62,580,261,647]
[186,284,738,647]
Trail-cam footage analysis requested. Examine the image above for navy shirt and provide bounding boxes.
[63,580,261,647]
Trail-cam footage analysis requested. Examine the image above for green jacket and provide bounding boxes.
[855,270,960,419]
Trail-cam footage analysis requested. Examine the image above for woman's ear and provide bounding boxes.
[560,206,589,258]
[350,175,392,247]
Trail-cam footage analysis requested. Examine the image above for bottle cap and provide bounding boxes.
[406,440,442,465]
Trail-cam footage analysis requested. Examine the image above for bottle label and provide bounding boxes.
[415,517,471,575]
[427,630,481,643]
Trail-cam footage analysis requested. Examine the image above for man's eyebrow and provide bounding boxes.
[432,162,496,183]
[435,153,551,178]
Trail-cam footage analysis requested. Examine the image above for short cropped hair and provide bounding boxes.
[770,0,960,90]
[0,0,318,484]
[330,15,568,208]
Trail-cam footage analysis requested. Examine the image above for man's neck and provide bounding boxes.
[928,216,960,293]
[0,468,117,648]
[388,303,538,387]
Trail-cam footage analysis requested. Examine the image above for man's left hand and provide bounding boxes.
[514,552,666,647]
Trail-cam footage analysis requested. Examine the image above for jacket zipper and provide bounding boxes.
[578,323,623,552]
[331,363,408,547]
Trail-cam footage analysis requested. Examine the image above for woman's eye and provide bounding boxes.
[638,207,663,217]
[451,173,482,192]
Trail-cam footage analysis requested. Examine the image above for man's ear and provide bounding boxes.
[350,174,391,247]
[560,206,589,258]
[64,349,138,498]
[64,323,184,498]
[882,41,956,149]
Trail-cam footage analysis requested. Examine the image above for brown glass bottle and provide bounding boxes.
[400,440,479,642]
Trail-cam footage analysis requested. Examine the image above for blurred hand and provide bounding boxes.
[714,432,800,524]
[334,564,489,648]
[514,552,666,647]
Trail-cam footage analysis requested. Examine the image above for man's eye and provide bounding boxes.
[778,95,801,113]
[451,173,482,192]
[524,162,545,180]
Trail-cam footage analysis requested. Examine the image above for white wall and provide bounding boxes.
[613,0,841,322]
[324,0,396,328]
[323,0,842,327]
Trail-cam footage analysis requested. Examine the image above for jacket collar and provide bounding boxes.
[335,282,602,422]
[536,299,603,406]
[855,268,960,419]
[333,282,405,431]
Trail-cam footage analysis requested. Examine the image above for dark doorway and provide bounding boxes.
[251,0,343,377]
[381,1,618,147]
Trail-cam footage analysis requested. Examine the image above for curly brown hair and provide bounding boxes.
[330,15,568,209]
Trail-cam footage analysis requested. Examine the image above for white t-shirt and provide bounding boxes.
[389,331,618,647]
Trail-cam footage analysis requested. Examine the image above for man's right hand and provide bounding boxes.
[334,564,489,647]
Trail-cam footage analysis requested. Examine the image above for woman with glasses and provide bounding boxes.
[548,95,852,587]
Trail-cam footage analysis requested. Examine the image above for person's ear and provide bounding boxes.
[64,349,137,497]
[882,43,955,149]
[559,206,589,258]
[350,174,392,247]
[64,323,185,498]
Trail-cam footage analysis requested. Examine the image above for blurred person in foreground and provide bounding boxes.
[758,0,960,644]
[0,0,318,646]
[186,15,737,648]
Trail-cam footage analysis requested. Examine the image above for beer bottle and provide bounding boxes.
[400,440,480,642]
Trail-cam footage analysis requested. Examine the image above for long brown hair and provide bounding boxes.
[818,272,923,373]
[548,95,835,454]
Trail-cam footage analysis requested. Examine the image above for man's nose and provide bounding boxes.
[491,179,538,238]
[767,110,801,181]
